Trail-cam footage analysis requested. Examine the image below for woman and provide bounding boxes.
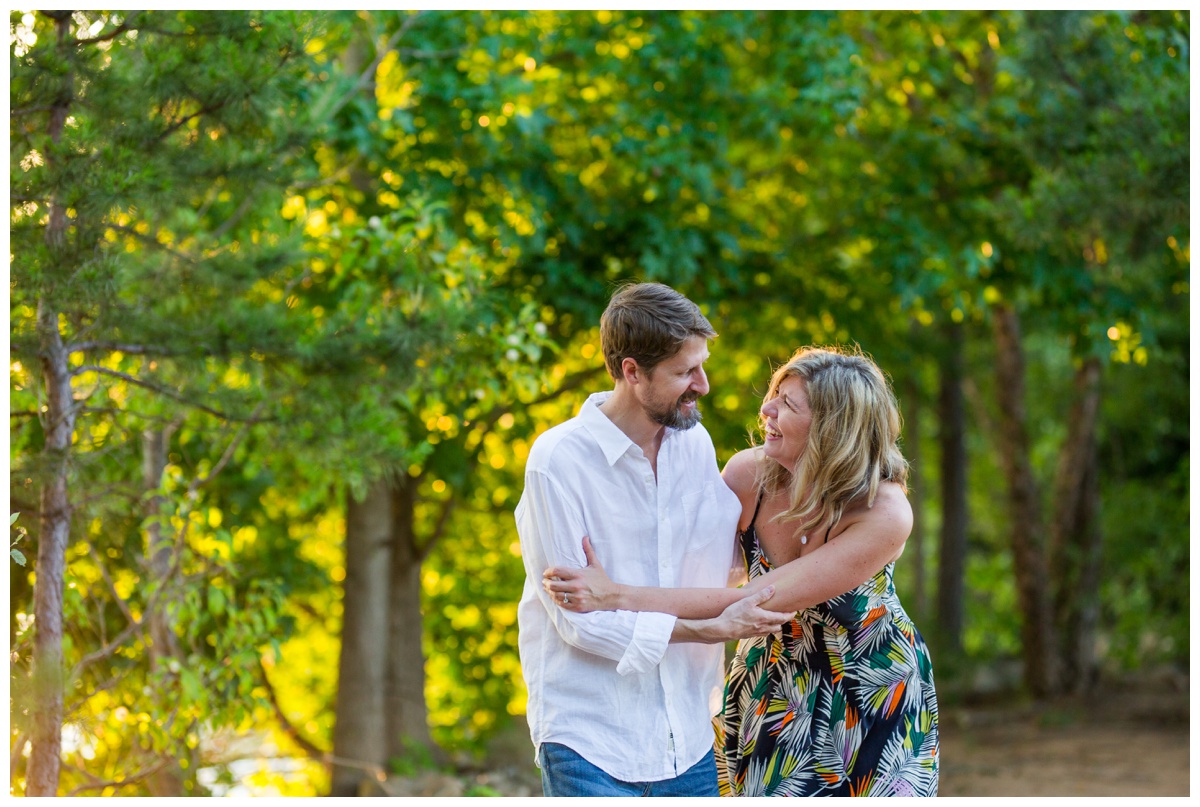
[543,346,939,796]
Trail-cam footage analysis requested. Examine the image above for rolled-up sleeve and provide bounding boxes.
[615,611,676,675]
[517,469,676,673]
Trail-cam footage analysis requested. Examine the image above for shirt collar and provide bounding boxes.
[579,391,640,467]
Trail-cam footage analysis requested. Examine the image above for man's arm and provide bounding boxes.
[669,586,790,644]
[517,468,677,674]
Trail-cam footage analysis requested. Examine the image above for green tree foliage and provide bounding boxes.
[10,9,323,795]
[9,9,1188,795]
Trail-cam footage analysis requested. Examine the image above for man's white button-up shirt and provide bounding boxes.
[516,391,742,782]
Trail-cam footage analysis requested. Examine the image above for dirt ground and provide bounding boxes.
[406,675,1191,797]
[938,681,1190,797]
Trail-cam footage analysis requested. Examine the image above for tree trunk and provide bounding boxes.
[27,16,75,794]
[990,304,1060,697]
[386,476,439,764]
[142,428,188,796]
[26,299,76,797]
[330,480,393,796]
[1050,357,1103,693]
[936,323,968,656]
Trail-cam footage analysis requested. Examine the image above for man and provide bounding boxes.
[515,282,789,797]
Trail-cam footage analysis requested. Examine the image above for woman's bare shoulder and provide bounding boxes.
[835,481,913,545]
[721,447,761,494]
[721,448,764,527]
[873,480,913,515]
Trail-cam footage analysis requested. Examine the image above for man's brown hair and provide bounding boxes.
[599,282,716,380]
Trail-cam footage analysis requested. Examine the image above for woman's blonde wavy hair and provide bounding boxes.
[756,345,909,537]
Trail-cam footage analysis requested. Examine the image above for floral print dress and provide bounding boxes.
[715,495,940,797]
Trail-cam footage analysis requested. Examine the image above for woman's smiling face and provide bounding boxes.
[760,375,812,473]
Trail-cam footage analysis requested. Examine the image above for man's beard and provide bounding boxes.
[647,392,702,430]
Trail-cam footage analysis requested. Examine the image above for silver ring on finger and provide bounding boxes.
[563,595,570,604]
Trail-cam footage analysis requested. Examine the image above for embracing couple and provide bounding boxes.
[515,283,939,797]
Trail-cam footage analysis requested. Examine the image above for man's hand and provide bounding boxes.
[708,586,791,641]
[672,586,792,645]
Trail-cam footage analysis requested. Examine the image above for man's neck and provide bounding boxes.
[598,386,665,475]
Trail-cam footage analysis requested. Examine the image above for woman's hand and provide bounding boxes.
[543,536,620,612]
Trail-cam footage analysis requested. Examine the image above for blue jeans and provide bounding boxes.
[538,742,719,797]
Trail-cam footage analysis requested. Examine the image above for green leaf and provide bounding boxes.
[9,513,19,526]
[209,588,227,617]
[181,668,203,702]
[10,549,26,566]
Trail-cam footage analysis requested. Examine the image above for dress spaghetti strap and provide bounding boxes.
[747,488,765,530]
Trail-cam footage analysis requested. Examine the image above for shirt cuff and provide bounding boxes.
[615,611,677,676]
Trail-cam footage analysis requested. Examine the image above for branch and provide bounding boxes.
[470,365,606,440]
[258,658,328,761]
[324,11,425,120]
[189,404,262,490]
[526,366,607,408]
[8,497,39,518]
[288,599,326,623]
[158,100,228,142]
[73,482,143,511]
[84,539,138,627]
[65,757,172,796]
[1047,42,1086,97]
[416,365,605,560]
[126,22,234,39]
[72,619,145,673]
[58,759,105,792]
[69,366,271,423]
[254,659,399,788]
[416,497,456,564]
[93,587,108,647]
[9,106,57,118]
[288,162,354,191]
[71,409,261,678]
[139,408,259,630]
[396,47,461,60]
[105,223,196,263]
[80,405,186,426]
[67,671,133,719]
[280,269,312,300]
[68,342,175,356]
[10,338,40,360]
[142,412,257,613]
[71,12,141,47]
[180,564,229,585]
[208,194,256,242]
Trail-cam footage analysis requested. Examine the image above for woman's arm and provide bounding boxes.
[544,482,913,618]
[543,536,750,618]
[541,448,761,619]
[733,482,912,612]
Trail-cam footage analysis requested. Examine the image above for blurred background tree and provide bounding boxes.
[10,8,1188,796]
